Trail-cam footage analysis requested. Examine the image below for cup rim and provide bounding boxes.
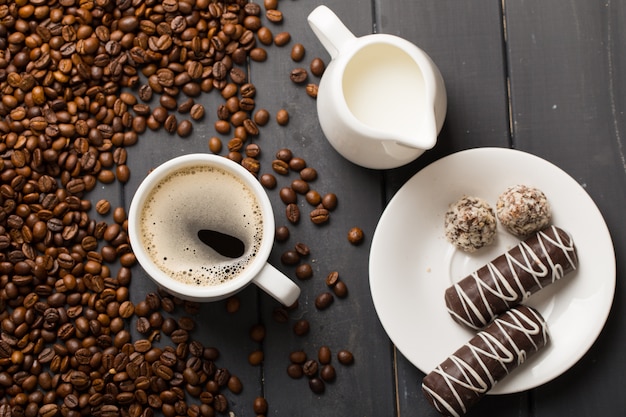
[127,153,275,300]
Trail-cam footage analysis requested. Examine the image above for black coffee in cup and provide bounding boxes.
[138,164,264,286]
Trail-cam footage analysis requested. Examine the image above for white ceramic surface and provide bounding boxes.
[307,5,447,169]
[128,154,300,305]
[369,147,615,394]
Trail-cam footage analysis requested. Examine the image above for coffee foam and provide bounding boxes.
[139,165,263,287]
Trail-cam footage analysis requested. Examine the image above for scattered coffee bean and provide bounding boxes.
[309,378,325,394]
[318,346,332,364]
[253,396,269,414]
[281,250,300,266]
[293,319,310,336]
[347,226,365,245]
[287,363,304,379]
[295,242,311,256]
[306,190,322,205]
[95,199,111,215]
[225,296,240,313]
[272,159,290,175]
[333,281,349,298]
[306,83,319,98]
[291,43,306,61]
[260,173,277,189]
[279,187,297,204]
[275,226,290,242]
[303,359,319,377]
[295,263,313,280]
[286,203,300,224]
[320,364,337,382]
[315,292,334,310]
[310,57,326,76]
[337,350,355,365]
[288,351,307,365]
[326,271,340,287]
[290,67,308,83]
[248,350,264,366]
[254,109,271,126]
[289,157,307,171]
[310,207,330,225]
[274,31,292,46]
[322,193,339,210]
[300,167,318,181]
[276,148,294,162]
[250,324,266,343]
[291,179,310,194]
[276,109,290,125]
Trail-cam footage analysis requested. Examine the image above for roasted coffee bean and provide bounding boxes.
[333,281,349,298]
[266,9,283,23]
[293,319,310,336]
[300,167,318,182]
[310,57,326,77]
[306,190,322,205]
[275,226,290,242]
[228,375,243,394]
[310,207,330,224]
[208,137,223,154]
[280,250,300,266]
[177,120,193,138]
[190,104,205,121]
[272,159,289,175]
[248,350,264,366]
[276,109,289,125]
[279,187,297,204]
[96,199,111,215]
[337,350,355,365]
[249,324,266,343]
[291,179,309,194]
[295,243,310,256]
[318,346,332,365]
[347,227,365,244]
[254,109,270,126]
[320,364,337,382]
[289,157,307,171]
[291,43,306,61]
[326,271,340,287]
[274,32,291,46]
[287,363,304,379]
[276,148,293,162]
[309,378,325,394]
[290,68,308,83]
[314,292,334,310]
[295,263,313,280]
[306,83,319,98]
[322,193,338,210]
[260,173,277,189]
[286,204,300,224]
[303,359,319,377]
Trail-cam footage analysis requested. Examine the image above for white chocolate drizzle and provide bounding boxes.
[447,226,577,329]
[422,306,549,417]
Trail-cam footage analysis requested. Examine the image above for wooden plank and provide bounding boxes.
[249,1,397,415]
[378,1,515,415]
[505,1,626,415]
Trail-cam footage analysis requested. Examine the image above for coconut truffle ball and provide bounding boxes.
[444,196,497,252]
[496,185,551,237]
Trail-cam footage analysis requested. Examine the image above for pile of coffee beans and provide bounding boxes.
[285,345,354,395]
[0,0,362,414]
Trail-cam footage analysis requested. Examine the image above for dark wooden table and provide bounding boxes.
[2,1,624,416]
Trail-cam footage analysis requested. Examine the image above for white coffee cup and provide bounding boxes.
[128,153,300,305]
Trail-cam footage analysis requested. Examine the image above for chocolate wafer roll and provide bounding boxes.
[422,305,549,417]
[445,225,577,329]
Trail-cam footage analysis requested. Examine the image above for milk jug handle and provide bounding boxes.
[307,5,355,59]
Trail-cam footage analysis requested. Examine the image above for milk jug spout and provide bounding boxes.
[392,111,438,151]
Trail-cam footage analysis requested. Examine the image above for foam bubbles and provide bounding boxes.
[139,165,264,287]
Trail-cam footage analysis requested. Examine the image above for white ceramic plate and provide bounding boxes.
[369,147,615,394]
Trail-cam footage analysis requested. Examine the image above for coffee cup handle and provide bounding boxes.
[307,5,356,59]
[253,263,301,306]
